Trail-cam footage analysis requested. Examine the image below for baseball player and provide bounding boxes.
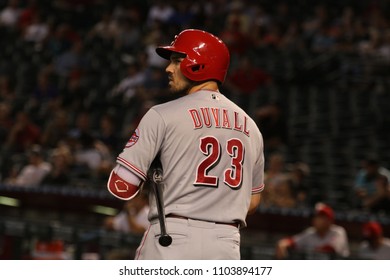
[276,203,350,259]
[107,29,264,259]
[358,221,390,260]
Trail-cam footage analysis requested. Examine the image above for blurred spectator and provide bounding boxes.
[363,174,390,214]
[261,22,283,49]
[225,1,250,34]
[288,162,310,207]
[168,2,194,30]
[224,55,271,113]
[137,66,168,105]
[54,41,87,78]
[73,132,102,173]
[264,153,286,184]
[32,70,58,101]
[0,102,13,145]
[147,1,175,26]
[0,74,16,103]
[136,50,150,72]
[72,130,114,180]
[104,192,149,235]
[262,153,291,207]
[46,23,80,56]
[5,145,51,187]
[5,111,41,153]
[41,146,72,186]
[110,61,146,103]
[219,13,252,58]
[114,18,141,53]
[302,4,329,42]
[28,70,59,122]
[188,1,219,31]
[17,0,38,32]
[273,2,293,33]
[255,102,287,153]
[377,30,390,62]
[331,6,358,53]
[0,0,21,29]
[353,156,390,209]
[311,25,336,53]
[41,109,69,148]
[142,66,167,93]
[276,203,350,259]
[87,12,120,42]
[143,25,167,68]
[1,0,390,260]
[250,4,271,44]
[103,191,149,259]
[95,113,119,153]
[121,99,156,143]
[359,28,390,63]
[67,111,92,140]
[358,221,390,260]
[59,73,86,111]
[279,21,305,51]
[270,177,296,208]
[23,12,49,44]
[94,138,116,179]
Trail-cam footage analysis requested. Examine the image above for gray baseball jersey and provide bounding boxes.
[292,224,350,257]
[118,90,264,227]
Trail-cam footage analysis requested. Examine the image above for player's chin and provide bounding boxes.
[168,84,180,93]
[168,84,176,93]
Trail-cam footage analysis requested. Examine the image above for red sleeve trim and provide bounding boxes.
[252,184,265,194]
[107,170,140,200]
[117,157,147,180]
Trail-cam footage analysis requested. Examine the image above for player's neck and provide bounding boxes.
[187,81,219,95]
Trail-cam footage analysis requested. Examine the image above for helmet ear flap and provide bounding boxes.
[190,64,205,73]
[180,58,208,81]
[189,64,206,74]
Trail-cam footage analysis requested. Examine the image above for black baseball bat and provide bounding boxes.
[151,167,172,247]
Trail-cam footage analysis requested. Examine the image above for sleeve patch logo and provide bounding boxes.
[114,180,129,192]
[125,128,139,148]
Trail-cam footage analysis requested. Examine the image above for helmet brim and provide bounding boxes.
[156,46,186,60]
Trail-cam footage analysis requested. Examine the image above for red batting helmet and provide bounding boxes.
[156,29,230,84]
[362,221,383,238]
[314,203,334,221]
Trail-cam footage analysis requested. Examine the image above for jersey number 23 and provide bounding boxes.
[194,136,244,189]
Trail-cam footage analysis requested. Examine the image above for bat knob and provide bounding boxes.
[159,234,172,247]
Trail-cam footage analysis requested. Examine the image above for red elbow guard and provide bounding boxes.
[107,170,139,200]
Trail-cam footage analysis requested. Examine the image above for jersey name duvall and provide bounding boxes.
[188,107,250,137]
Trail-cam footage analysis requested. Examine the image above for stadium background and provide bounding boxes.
[0,0,389,259]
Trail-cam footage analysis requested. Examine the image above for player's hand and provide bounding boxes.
[275,239,290,259]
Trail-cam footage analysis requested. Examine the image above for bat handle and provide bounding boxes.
[152,168,172,247]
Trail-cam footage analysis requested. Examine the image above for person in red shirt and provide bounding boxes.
[276,203,350,259]
[224,55,271,113]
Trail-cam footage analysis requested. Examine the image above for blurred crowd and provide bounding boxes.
[0,0,390,215]
[275,203,390,260]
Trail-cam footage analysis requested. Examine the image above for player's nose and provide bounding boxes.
[165,62,174,74]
